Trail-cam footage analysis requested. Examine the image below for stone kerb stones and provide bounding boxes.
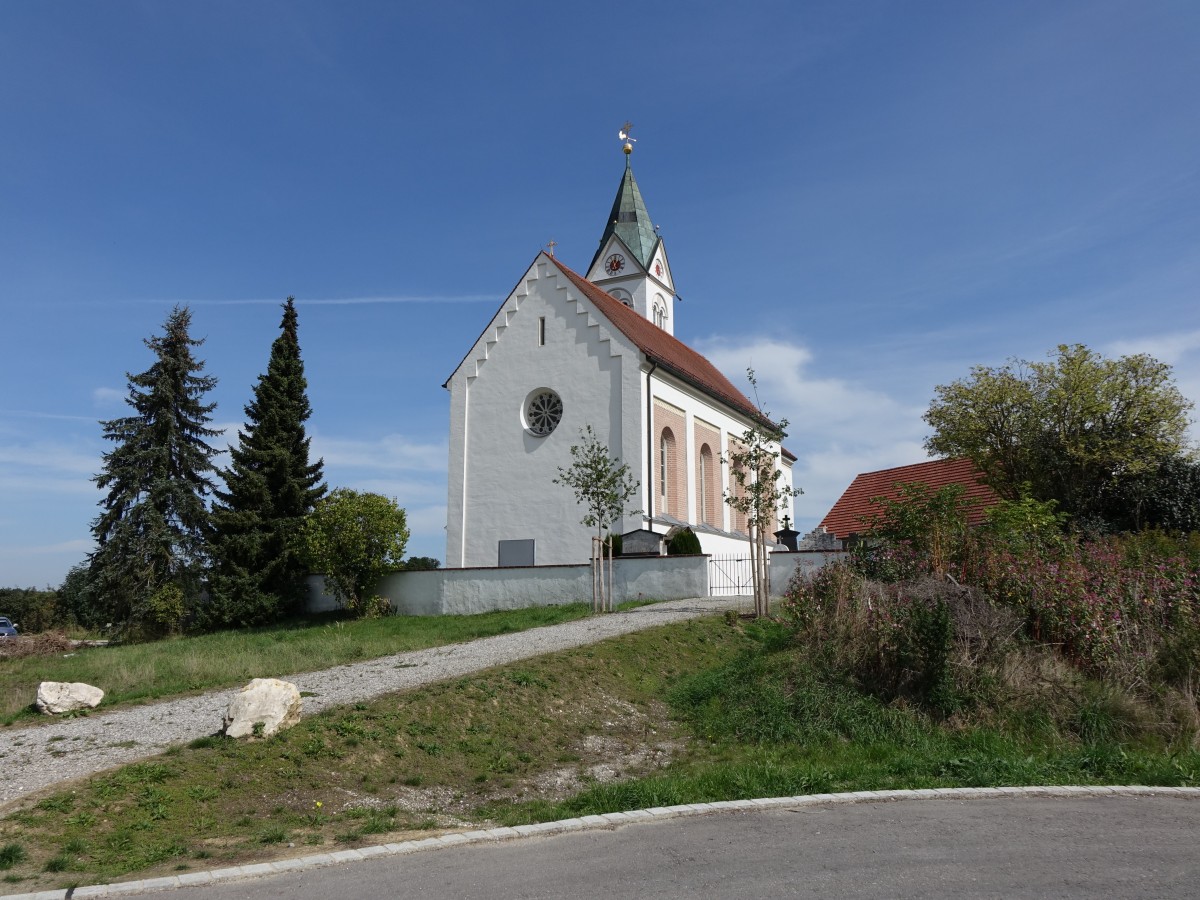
[36,681,105,714]
[223,677,303,739]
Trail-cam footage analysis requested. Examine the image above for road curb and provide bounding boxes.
[8,785,1200,899]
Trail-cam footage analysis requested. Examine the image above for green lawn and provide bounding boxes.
[0,604,592,723]
[2,613,1196,894]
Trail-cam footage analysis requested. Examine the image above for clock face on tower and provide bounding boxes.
[605,253,626,275]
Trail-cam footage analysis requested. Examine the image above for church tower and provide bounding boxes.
[585,130,676,336]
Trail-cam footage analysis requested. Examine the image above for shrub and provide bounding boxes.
[304,489,408,617]
[667,528,702,556]
[781,564,1030,717]
[967,532,1199,678]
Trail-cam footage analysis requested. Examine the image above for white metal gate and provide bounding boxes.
[708,555,753,596]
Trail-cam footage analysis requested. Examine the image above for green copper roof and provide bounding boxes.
[590,159,661,272]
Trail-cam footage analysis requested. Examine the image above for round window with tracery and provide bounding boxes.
[524,389,563,436]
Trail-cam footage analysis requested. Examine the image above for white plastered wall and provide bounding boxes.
[445,255,646,568]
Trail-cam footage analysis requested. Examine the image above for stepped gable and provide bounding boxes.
[818,457,999,540]
[546,255,778,431]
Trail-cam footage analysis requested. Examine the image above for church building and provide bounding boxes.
[443,139,795,568]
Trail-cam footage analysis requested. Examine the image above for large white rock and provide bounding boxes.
[223,678,302,739]
[36,681,104,715]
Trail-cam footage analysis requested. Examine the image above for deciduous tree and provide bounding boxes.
[554,425,640,612]
[862,482,977,578]
[303,489,409,618]
[723,370,802,618]
[924,344,1193,524]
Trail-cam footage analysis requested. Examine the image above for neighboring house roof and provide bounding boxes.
[545,255,780,432]
[588,159,662,272]
[818,457,1000,540]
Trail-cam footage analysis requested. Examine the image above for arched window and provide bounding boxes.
[659,428,675,503]
[609,287,633,308]
[699,444,715,525]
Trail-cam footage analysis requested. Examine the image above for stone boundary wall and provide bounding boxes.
[768,550,848,598]
[307,554,710,616]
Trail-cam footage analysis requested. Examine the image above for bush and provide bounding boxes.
[967,532,1200,678]
[304,489,409,618]
[667,528,702,556]
[781,564,1024,717]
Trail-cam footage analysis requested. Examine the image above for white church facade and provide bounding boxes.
[443,148,795,568]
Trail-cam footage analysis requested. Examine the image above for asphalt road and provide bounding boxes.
[128,795,1200,899]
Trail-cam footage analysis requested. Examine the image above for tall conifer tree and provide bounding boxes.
[207,298,326,626]
[90,306,220,635]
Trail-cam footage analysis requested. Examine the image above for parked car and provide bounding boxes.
[0,617,18,638]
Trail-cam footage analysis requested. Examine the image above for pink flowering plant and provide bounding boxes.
[783,477,1200,711]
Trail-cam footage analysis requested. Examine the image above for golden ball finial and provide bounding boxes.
[619,122,636,156]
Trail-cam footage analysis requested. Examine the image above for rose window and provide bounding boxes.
[525,390,563,436]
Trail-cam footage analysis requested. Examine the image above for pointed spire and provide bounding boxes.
[590,159,661,272]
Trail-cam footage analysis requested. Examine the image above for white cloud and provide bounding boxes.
[1107,329,1200,366]
[0,441,97,476]
[0,474,99,497]
[405,504,448,534]
[1106,330,1200,444]
[0,538,93,558]
[404,504,449,560]
[313,432,447,473]
[91,387,125,409]
[328,477,444,507]
[791,440,930,531]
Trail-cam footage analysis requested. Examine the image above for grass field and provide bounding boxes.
[2,613,1198,893]
[0,604,593,723]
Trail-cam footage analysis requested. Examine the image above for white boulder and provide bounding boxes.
[36,681,104,715]
[223,678,302,739]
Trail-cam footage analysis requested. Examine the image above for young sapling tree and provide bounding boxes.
[554,425,640,612]
[724,369,802,619]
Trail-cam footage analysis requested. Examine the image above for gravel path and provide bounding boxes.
[2,597,740,810]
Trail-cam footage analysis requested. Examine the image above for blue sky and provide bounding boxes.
[2,0,1198,588]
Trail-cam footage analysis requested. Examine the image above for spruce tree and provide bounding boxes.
[89,306,220,636]
[207,298,326,626]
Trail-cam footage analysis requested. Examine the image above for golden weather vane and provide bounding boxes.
[619,122,636,155]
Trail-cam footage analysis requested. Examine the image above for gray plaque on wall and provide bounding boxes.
[498,539,535,567]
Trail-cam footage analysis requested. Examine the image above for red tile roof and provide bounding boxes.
[546,255,780,431]
[818,457,1000,540]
